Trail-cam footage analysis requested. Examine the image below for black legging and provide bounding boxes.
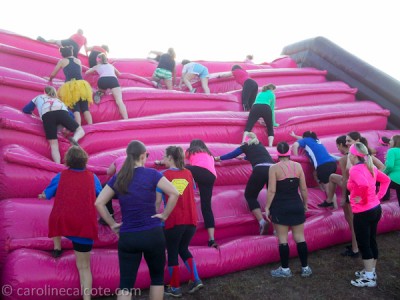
[165,225,196,266]
[118,227,166,289]
[244,165,270,211]
[244,104,274,136]
[353,205,382,260]
[185,165,216,228]
[382,180,400,205]
[242,79,258,111]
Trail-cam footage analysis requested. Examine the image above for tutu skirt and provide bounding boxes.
[58,79,93,108]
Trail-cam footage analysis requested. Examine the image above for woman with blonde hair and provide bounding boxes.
[265,141,311,278]
[23,86,85,163]
[215,132,274,235]
[85,53,128,119]
[347,142,390,287]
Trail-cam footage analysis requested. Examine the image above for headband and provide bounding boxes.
[349,144,366,157]
[378,137,389,145]
[277,150,291,157]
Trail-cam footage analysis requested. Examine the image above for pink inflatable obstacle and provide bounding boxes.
[1,201,399,299]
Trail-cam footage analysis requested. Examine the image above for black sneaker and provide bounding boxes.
[341,248,359,258]
[52,249,62,258]
[164,286,182,298]
[188,280,204,294]
[318,200,334,208]
[208,240,219,249]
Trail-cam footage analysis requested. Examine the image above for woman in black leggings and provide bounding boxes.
[185,140,218,248]
[215,132,274,235]
[244,84,277,147]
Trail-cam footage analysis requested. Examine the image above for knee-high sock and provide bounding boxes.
[184,258,200,281]
[297,242,308,267]
[168,265,180,288]
[279,243,290,268]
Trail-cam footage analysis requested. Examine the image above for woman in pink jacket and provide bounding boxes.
[347,142,390,288]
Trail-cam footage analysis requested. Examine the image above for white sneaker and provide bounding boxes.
[355,270,377,280]
[271,267,292,278]
[301,266,312,277]
[351,276,377,287]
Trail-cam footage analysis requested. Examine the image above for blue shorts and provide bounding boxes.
[193,64,209,79]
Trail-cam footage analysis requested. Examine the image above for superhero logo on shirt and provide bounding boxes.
[171,179,189,195]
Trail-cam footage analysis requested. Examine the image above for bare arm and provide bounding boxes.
[291,142,300,156]
[152,177,179,221]
[265,166,277,221]
[49,59,65,81]
[289,131,302,140]
[95,185,121,232]
[106,162,116,177]
[114,66,121,77]
[155,191,163,213]
[298,164,308,210]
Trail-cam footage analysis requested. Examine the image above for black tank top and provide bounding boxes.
[63,57,83,82]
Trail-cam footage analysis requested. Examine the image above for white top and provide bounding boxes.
[32,95,68,118]
[95,64,117,78]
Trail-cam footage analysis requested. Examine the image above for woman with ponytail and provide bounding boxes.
[347,142,389,287]
[156,146,204,297]
[265,142,311,278]
[215,132,274,236]
[340,132,385,258]
[85,53,128,119]
[95,140,179,300]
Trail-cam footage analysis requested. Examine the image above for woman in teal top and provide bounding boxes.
[383,135,400,205]
[243,83,278,147]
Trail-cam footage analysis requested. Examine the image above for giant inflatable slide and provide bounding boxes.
[1,29,400,299]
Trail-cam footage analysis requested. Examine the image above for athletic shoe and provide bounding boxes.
[355,270,377,280]
[188,280,204,294]
[67,136,79,147]
[271,267,292,278]
[318,200,334,207]
[52,249,62,258]
[259,221,269,235]
[208,240,219,249]
[351,277,377,287]
[340,248,360,258]
[93,91,104,104]
[301,266,313,277]
[164,286,182,298]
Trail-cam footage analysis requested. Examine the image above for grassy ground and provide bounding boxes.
[100,231,400,300]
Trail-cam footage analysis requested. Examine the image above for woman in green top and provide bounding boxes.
[243,83,278,147]
[383,134,400,206]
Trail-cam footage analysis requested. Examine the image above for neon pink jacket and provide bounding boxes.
[347,164,390,213]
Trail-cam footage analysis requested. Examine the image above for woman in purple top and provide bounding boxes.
[96,140,179,300]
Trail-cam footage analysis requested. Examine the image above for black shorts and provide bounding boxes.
[61,39,80,58]
[316,161,337,184]
[42,110,79,140]
[72,241,93,252]
[88,51,101,68]
[72,100,89,113]
[98,76,120,90]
